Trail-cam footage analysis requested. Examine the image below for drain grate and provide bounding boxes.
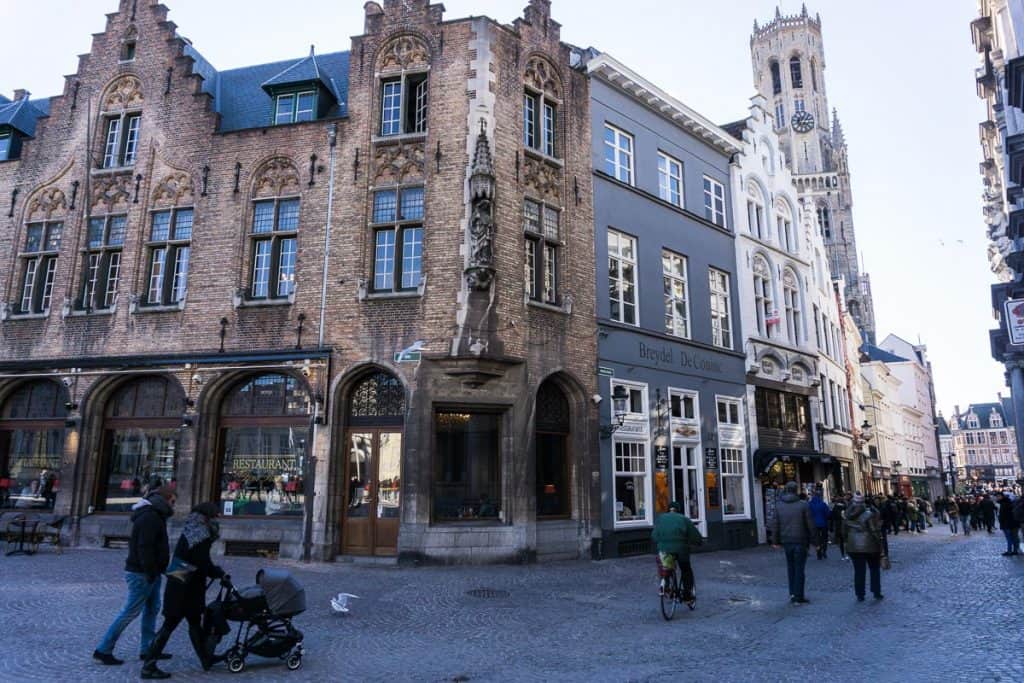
[466,588,510,599]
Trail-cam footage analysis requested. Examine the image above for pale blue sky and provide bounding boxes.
[0,0,996,415]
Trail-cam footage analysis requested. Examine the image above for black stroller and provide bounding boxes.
[204,568,306,673]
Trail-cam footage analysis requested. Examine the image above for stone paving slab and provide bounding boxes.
[1,525,1022,682]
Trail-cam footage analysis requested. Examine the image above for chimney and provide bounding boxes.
[954,404,960,418]
[13,89,29,101]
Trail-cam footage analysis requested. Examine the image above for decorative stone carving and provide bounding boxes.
[525,56,561,98]
[151,172,195,206]
[465,121,496,291]
[252,158,300,198]
[523,155,561,200]
[378,35,430,71]
[27,187,68,220]
[91,174,132,211]
[103,75,144,111]
[373,143,425,185]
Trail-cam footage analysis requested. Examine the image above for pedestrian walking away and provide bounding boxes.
[142,502,227,679]
[831,494,849,560]
[996,492,1021,556]
[809,486,830,560]
[947,498,960,535]
[981,494,997,534]
[842,491,885,602]
[651,500,703,603]
[959,497,972,536]
[771,481,816,604]
[93,485,176,666]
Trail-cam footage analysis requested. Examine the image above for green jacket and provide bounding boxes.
[651,511,703,556]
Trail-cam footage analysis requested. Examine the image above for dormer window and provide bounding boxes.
[102,112,141,168]
[275,91,316,125]
[380,72,428,137]
[991,413,1003,428]
[0,131,10,161]
[121,41,136,62]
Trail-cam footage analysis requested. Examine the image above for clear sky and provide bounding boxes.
[0,0,998,415]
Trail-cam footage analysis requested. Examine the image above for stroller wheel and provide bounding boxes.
[227,656,245,674]
[286,653,302,671]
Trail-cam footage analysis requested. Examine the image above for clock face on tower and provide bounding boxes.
[791,110,815,133]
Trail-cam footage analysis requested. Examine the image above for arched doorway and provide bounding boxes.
[96,376,185,512]
[216,373,310,518]
[0,380,68,510]
[536,379,571,518]
[342,370,405,556]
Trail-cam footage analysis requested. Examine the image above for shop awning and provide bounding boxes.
[754,449,834,475]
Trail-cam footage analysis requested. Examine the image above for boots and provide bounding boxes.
[143,624,174,665]
[189,624,215,671]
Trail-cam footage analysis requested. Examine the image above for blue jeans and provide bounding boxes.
[949,516,958,533]
[1003,528,1021,554]
[783,543,809,600]
[96,572,162,656]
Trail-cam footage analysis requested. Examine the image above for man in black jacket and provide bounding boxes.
[93,486,176,666]
[771,481,816,604]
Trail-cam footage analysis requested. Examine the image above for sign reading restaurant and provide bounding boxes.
[1006,298,1024,345]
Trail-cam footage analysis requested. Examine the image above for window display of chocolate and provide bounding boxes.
[217,374,310,517]
[0,380,67,510]
[433,411,500,521]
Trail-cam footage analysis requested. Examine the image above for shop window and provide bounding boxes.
[433,411,500,521]
[614,440,647,525]
[0,381,67,510]
[218,374,310,517]
[536,379,570,518]
[98,376,185,512]
[720,447,747,517]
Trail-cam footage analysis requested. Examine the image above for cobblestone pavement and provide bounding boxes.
[1,523,1022,683]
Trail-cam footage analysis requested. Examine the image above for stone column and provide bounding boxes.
[1009,363,1024,477]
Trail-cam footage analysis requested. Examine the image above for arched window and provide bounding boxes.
[248,159,301,301]
[524,56,562,158]
[783,269,801,344]
[536,379,571,518]
[776,200,795,252]
[769,60,782,95]
[816,204,831,239]
[98,376,185,512]
[377,36,430,137]
[99,75,143,169]
[0,381,67,510]
[789,56,803,89]
[810,58,818,91]
[218,374,310,517]
[746,180,766,240]
[753,256,774,337]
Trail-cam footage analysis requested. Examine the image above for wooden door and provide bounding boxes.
[341,430,402,556]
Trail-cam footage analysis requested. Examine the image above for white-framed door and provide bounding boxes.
[671,443,706,537]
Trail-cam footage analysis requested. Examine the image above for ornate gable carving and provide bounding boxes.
[373,143,425,185]
[252,158,300,199]
[91,174,132,211]
[378,35,430,71]
[151,172,195,207]
[27,187,68,221]
[103,75,144,111]
[525,56,561,99]
[523,155,561,201]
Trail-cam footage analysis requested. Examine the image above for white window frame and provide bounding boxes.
[607,229,638,326]
[715,395,750,520]
[662,249,690,339]
[708,268,733,349]
[668,387,705,536]
[703,176,726,228]
[657,151,684,207]
[604,124,634,185]
[783,270,800,345]
[611,378,651,529]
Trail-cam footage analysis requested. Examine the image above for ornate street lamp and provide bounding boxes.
[600,384,630,438]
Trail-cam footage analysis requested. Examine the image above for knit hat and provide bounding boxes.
[784,481,798,493]
[853,491,865,504]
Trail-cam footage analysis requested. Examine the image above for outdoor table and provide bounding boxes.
[5,517,38,556]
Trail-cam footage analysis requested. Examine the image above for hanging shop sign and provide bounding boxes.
[1005,299,1024,345]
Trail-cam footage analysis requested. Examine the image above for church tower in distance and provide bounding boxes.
[750,5,876,344]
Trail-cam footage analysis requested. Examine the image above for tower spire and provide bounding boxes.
[831,108,845,147]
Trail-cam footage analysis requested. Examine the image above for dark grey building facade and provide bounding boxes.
[585,53,757,556]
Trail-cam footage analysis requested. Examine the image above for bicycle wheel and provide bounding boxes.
[660,569,678,621]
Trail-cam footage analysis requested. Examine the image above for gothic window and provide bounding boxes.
[18,220,62,314]
[746,182,765,240]
[145,208,193,306]
[371,187,423,292]
[524,198,560,304]
[794,98,805,113]
[98,76,143,169]
[348,371,405,423]
[80,214,126,310]
[774,101,785,130]
[769,60,782,95]
[753,255,773,338]
[536,379,570,518]
[783,269,801,345]
[379,73,428,136]
[789,56,803,89]
[524,91,557,157]
[249,198,299,299]
[776,201,794,252]
[816,204,831,239]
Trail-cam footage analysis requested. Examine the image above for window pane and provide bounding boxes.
[20,259,37,312]
[171,246,190,303]
[523,200,541,233]
[122,115,141,165]
[525,238,537,299]
[401,227,423,289]
[542,206,559,241]
[381,80,402,136]
[723,474,746,516]
[151,211,171,241]
[614,441,646,522]
[413,79,429,133]
[88,218,106,248]
[107,216,127,246]
[0,429,64,510]
[433,411,500,521]
[45,223,63,251]
[40,257,57,311]
[0,134,10,161]
[277,237,297,297]
[277,199,300,231]
[83,252,100,307]
[147,247,166,304]
[173,209,194,240]
[103,118,120,168]
[543,243,557,303]
[523,93,537,148]
[25,224,43,252]
[400,187,424,221]
[276,94,295,124]
[220,426,307,516]
[101,429,180,512]
[374,229,396,291]
[252,201,275,233]
[373,190,397,224]
[103,251,121,308]
[295,92,315,122]
[251,239,271,297]
[543,103,556,156]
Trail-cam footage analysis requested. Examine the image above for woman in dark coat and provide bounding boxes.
[843,492,885,602]
[141,502,225,679]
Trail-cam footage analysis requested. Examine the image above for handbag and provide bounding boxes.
[880,554,891,571]
[165,555,197,584]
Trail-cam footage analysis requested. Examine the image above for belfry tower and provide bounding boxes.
[751,5,876,344]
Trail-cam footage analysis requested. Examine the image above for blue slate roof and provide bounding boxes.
[182,42,349,132]
[0,96,50,137]
[958,402,1013,430]
[861,343,908,364]
[937,418,952,436]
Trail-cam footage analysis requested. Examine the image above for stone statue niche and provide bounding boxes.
[465,119,496,290]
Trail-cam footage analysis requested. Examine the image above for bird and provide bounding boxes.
[331,592,360,614]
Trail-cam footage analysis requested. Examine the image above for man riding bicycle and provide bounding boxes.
[651,501,703,601]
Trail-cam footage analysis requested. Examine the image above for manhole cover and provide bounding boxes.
[466,588,510,599]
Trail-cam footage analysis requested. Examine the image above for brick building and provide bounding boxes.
[0,0,598,563]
